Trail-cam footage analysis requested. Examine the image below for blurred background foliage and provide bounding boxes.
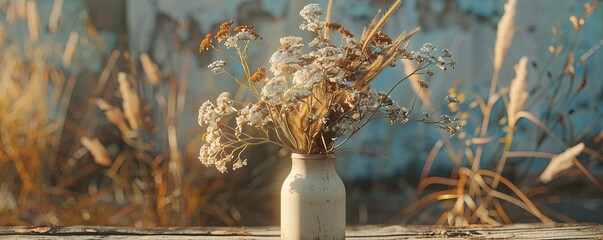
[0,0,602,227]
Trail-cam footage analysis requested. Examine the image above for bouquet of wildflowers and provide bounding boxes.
[198,1,459,173]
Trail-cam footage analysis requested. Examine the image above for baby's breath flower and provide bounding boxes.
[436,57,447,70]
[208,60,228,74]
[420,43,434,53]
[449,59,456,69]
[386,101,401,124]
[198,101,219,126]
[445,117,462,137]
[400,107,410,124]
[443,49,453,58]
[418,79,429,88]
[236,103,266,136]
[425,69,435,77]
[232,159,248,170]
[445,95,460,103]
[214,154,233,173]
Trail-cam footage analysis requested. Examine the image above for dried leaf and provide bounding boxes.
[95,98,130,134]
[507,57,529,128]
[26,1,40,41]
[539,143,585,183]
[15,0,26,19]
[118,72,141,130]
[0,22,5,43]
[140,53,161,85]
[48,0,63,33]
[63,32,78,67]
[81,137,112,167]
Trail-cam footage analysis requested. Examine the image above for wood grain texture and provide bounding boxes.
[1,224,601,239]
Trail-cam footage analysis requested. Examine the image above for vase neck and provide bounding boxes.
[291,153,335,161]
[290,153,336,175]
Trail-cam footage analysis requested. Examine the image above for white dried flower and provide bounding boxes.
[232,159,248,170]
[198,145,215,167]
[214,154,233,173]
[308,37,328,49]
[236,103,266,136]
[198,101,219,126]
[284,87,312,107]
[539,143,585,183]
[308,46,342,70]
[420,43,434,53]
[299,3,323,21]
[234,30,258,41]
[400,107,409,124]
[280,36,303,46]
[269,38,304,77]
[224,36,238,48]
[292,64,323,87]
[386,101,401,124]
[208,60,228,74]
[261,76,288,105]
[299,3,324,32]
[216,92,236,114]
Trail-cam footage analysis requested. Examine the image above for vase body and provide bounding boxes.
[281,153,345,240]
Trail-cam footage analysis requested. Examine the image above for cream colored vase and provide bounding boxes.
[281,153,345,240]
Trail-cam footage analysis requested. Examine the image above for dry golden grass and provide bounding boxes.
[0,1,255,227]
[396,0,603,226]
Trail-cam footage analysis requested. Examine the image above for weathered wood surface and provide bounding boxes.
[0,224,601,239]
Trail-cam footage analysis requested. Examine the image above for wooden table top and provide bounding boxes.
[1,223,602,239]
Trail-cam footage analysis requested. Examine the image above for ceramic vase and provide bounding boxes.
[280,153,345,240]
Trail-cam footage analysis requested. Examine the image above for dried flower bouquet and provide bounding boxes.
[198,0,460,173]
